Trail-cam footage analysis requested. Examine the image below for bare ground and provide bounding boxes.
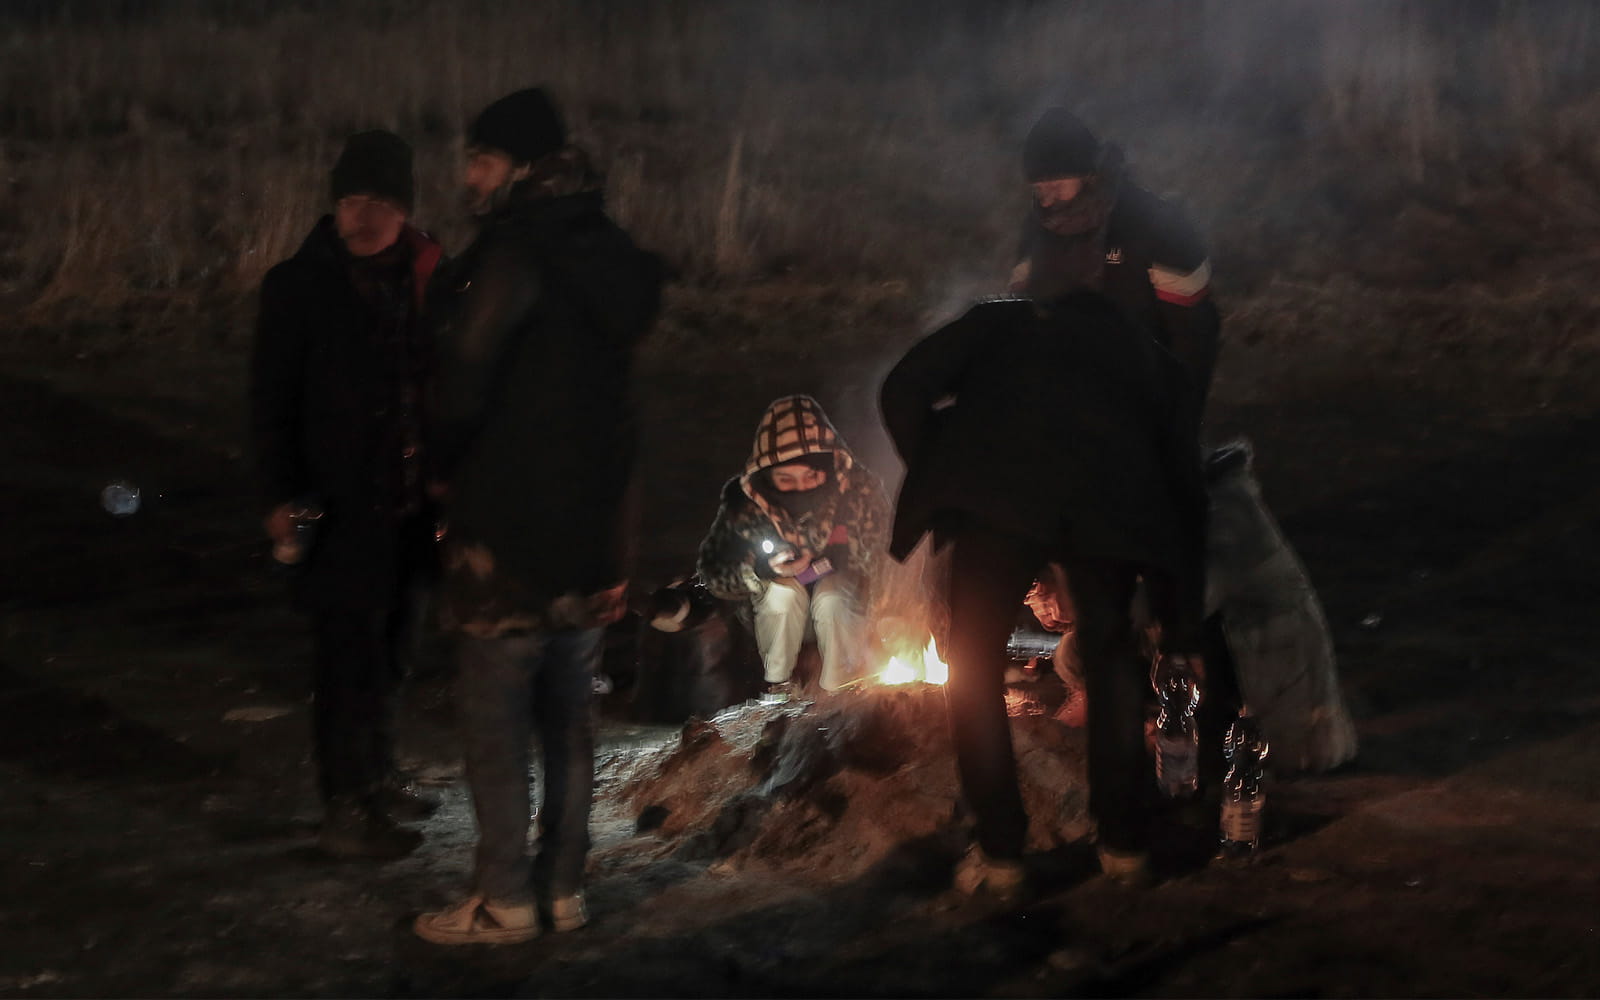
[2,325,1598,997]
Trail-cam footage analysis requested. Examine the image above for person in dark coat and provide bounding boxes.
[412,88,662,946]
[249,130,445,859]
[1009,107,1221,429]
[880,290,1208,894]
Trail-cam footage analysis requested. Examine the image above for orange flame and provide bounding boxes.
[879,636,948,686]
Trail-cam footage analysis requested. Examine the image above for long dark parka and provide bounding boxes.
[428,175,662,636]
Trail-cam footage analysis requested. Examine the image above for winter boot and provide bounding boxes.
[317,798,423,860]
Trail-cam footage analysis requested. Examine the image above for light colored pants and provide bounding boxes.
[754,574,866,691]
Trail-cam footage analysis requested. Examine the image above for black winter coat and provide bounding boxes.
[1020,182,1221,414]
[249,218,443,611]
[879,293,1208,635]
[429,186,661,635]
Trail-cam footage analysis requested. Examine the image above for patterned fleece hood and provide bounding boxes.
[696,395,889,604]
[739,395,858,546]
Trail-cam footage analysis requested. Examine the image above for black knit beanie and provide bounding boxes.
[1023,107,1101,181]
[330,130,414,209]
[469,87,566,165]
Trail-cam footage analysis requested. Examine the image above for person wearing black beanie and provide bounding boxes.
[331,129,415,211]
[460,87,571,217]
[329,130,416,258]
[250,130,445,862]
[1022,107,1101,182]
[1010,106,1221,432]
[469,87,566,166]
[415,86,663,946]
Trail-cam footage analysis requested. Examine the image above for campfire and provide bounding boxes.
[878,635,948,687]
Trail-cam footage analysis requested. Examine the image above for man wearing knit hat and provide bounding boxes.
[250,130,445,860]
[695,395,891,703]
[414,88,662,945]
[1010,107,1221,428]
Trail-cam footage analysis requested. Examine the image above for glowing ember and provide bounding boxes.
[878,636,948,686]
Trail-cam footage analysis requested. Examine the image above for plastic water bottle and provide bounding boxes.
[101,481,141,517]
[1219,711,1270,859]
[1151,653,1201,797]
[1005,628,1063,663]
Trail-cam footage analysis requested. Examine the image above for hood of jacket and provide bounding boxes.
[738,395,862,537]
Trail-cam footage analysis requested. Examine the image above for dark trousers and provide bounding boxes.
[457,628,601,904]
[310,600,412,806]
[305,516,434,808]
[946,525,1155,858]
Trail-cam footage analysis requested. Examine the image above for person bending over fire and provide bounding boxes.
[696,395,890,703]
[881,289,1208,896]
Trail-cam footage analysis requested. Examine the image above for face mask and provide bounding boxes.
[1038,173,1116,236]
[772,481,835,520]
[1038,195,1107,237]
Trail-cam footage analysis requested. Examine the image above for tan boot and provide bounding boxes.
[546,893,589,933]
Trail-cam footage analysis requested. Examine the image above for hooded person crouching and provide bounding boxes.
[696,395,890,702]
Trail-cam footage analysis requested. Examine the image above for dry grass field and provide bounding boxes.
[2,0,1599,410]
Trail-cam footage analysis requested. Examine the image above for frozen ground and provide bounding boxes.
[2,341,1598,997]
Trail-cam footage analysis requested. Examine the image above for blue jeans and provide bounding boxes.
[457,628,600,904]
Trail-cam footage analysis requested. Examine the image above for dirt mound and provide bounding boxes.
[603,682,1094,880]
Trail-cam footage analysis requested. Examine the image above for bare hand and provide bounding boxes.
[770,551,812,577]
[264,504,296,546]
